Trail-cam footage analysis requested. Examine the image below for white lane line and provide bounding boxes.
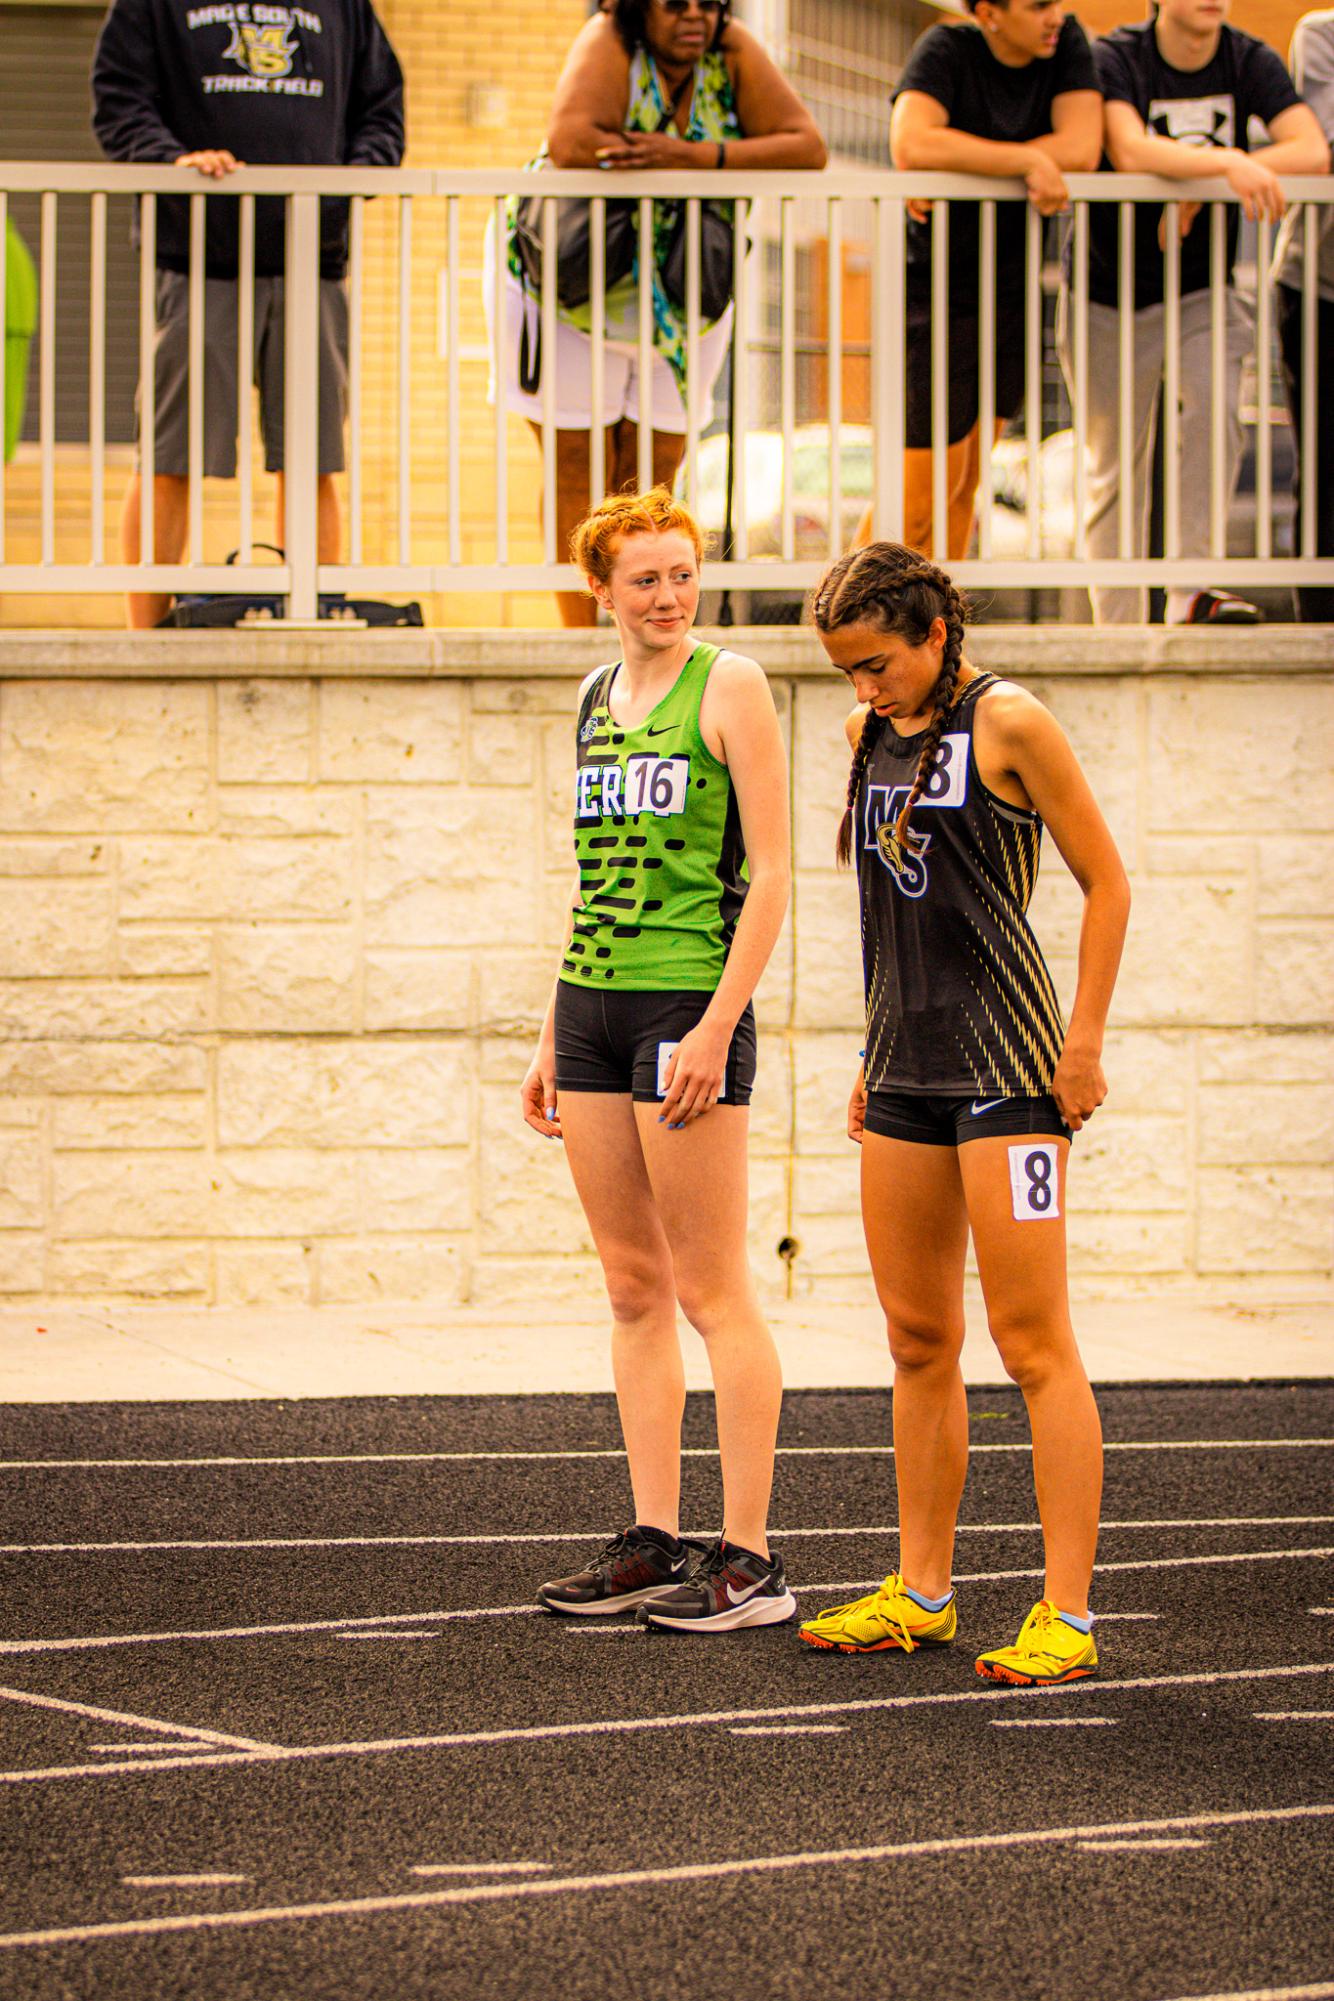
[566,1627,645,1636]
[90,1743,214,1755]
[3,1543,1327,1659]
[1309,1608,1334,1615]
[1077,1838,1210,1851]
[991,1718,1118,1729]
[8,1515,1330,1555]
[2,1802,1328,1953]
[2,1660,1331,1788]
[334,1632,440,1642]
[1155,1986,1334,2001]
[0,1683,279,1754]
[730,1725,848,1737]
[408,1863,551,1878]
[1254,1712,1334,1722]
[3,1439,1329,1470]
[122,1874,250,1889]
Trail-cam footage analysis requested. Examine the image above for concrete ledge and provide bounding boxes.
[0,624,1330,679]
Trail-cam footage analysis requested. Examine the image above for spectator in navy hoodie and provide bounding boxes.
[93,0,404,626]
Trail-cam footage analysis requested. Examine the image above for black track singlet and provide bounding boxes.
[856,672,1066,1097]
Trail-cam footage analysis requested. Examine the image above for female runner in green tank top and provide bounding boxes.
[800,543,1131,1684]
[521,486,797,1633]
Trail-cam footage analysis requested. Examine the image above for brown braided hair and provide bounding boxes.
[812,543,968,869]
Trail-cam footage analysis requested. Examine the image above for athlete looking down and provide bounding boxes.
[799,543,1131,1684]
[522,487,796,1634]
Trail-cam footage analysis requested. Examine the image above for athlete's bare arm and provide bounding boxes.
[658,651,790,1126]
[843,706,869,1139]
[973,682,1130,1130]
[521,874,583,1140]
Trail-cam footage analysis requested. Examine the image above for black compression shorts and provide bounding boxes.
[554,983,757,1106]
[864,1089,1070,1147]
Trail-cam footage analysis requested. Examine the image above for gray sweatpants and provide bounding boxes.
[1056,286,1254,624]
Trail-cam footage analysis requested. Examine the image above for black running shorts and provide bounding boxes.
[554,983,757,1106]
[904,281,1027,450]
[864,1089,1071,1147]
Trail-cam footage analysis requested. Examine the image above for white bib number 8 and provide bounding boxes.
[626,755,689,817]
[1008,1142,1060,1221]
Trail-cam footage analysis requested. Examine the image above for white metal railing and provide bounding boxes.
[0,161,1331,614]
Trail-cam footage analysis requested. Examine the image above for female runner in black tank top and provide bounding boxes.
[800,544,1131,1686]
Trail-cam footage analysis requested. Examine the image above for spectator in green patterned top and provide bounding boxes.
[486,0,825,626]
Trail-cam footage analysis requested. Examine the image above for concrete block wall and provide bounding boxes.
[0,626,1329,1307]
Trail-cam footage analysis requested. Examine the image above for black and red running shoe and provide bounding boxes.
[636,1537,797,1633]
[537,1527,691,1616]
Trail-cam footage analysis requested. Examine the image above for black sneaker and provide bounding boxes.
[635,1537,797,1633]
[537,1527,690,1616]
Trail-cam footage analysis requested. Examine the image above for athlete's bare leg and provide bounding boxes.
[860,1131,971,1599]
[559,1091,686,1536]
[635,1103,781,1560]
[958,1133,1102,1617]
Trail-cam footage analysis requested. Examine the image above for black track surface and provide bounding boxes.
[1,1383,1331,2000]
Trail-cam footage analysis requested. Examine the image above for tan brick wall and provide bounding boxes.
[0,627,1329,1307]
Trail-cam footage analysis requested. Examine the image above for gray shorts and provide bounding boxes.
[137,271,348,478]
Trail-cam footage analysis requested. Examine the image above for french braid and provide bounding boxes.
[813,543,968,870]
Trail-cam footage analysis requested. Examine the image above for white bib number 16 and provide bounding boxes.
[1008,1142,1060,1221]
[625,755,689,817]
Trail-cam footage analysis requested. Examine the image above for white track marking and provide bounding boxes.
[566,1627,646,1636]
[730,1725,848,1736]
[1077,1838,1210,1851]
[408,1863,551,1878]
[0,1802,1328,1952]
[9,1515,1330,1555]
[1309,1609,1334,1615]
[1,1660,1331,1788]
[2,1544,1328,1660]
[991,1717,1118,1728]
[1254,1712,1334,1722]
[122,1874,249,1889]
[0,1683,278,1753]
[2,1439,1329,1470]
[89,1743,214,1755]
[1154,1986,1334,2001]
[334,1631,440,1641]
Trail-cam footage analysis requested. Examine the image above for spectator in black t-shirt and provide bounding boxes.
[1271,9,1334,622]
[857,0,1100,559]
[1058,0,1327,624]
[93,0,405,628]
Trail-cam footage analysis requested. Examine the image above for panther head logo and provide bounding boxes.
[222,22,297,79]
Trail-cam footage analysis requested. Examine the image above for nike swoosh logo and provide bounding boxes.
[725,1579,763,1606]
[970,1098,1006,1116]
[645,725,675,738]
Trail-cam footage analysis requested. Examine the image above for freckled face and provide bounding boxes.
[818,619,948,724]
[592,531,701,650]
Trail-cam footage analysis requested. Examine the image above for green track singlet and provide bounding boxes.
[561,642,747,991]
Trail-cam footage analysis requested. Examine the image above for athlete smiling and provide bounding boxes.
[799,543,1131,1684]
[522,486,796,1635]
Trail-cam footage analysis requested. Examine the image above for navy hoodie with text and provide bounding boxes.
[92,0,405,278]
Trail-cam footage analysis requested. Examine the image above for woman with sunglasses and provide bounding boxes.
[486,0,826,626]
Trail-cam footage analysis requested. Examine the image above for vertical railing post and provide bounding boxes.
[873,193,905,543]
[284,189,321,620]
[90,190,107,564]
